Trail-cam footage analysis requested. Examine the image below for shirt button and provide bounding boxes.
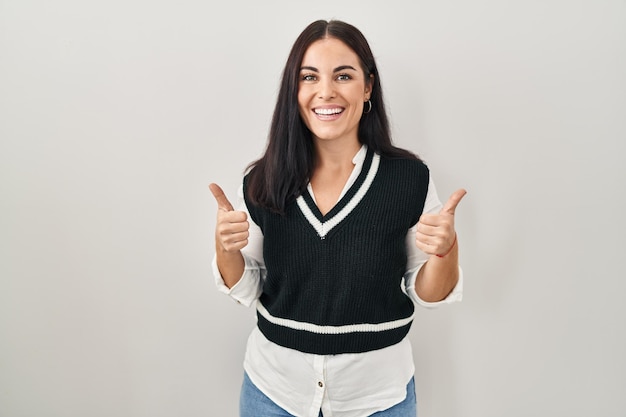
[318,381,324,388]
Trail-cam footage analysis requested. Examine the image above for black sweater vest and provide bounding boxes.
[243,149,429,354]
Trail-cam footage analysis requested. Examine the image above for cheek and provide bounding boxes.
[297,90,307,110]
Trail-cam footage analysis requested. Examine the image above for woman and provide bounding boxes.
[210,19,465,417]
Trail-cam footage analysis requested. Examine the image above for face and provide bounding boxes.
[298,37,372,145]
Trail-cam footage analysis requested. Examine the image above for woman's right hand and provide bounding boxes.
[209,183,250,253]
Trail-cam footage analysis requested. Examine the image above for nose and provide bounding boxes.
[318,77,336,100]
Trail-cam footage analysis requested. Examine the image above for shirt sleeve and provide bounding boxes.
[212,183,266,307]
[403,175,464,308]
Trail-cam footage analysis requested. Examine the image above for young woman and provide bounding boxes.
[210,19,465,417]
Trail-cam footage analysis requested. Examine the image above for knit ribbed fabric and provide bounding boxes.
[243,149,429,354]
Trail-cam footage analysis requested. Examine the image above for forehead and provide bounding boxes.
[301,37,361,68]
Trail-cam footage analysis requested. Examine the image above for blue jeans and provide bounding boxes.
[240,372,417,417]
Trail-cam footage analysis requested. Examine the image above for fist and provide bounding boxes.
[209,183,250,252]
[415,188,466,257]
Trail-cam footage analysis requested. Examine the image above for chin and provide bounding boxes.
[313,134,340,142]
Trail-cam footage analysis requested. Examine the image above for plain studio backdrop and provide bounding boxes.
[1,1,625,416]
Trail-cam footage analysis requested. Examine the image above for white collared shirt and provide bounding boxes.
[213,145,463,416]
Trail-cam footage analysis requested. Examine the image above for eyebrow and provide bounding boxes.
[300,65,358,72]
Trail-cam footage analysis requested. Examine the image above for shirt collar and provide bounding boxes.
[352,144,368,166]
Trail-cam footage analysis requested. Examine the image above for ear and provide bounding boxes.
[365,73,374,99]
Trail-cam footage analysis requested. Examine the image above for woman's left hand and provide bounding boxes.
[415,189,466,257]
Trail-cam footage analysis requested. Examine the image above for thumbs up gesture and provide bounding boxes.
[415,189,466,257]
[209,183,250,253]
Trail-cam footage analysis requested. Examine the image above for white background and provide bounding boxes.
[1,1,625,416]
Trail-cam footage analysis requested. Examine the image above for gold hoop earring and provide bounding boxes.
[363,99,372,114]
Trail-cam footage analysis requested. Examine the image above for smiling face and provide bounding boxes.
[298,37,372,146]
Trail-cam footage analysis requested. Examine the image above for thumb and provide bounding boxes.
[441,188,467,215]
[209,183,234,212]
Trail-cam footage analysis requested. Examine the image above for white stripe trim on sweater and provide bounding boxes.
[256,302,414,335]
[296,153,380,238]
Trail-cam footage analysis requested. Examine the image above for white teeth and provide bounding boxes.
[314,108,343,115]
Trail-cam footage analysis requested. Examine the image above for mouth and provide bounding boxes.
[313,107,344,118]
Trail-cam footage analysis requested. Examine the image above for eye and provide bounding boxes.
[336,73,352,81]
[301,73,317,82]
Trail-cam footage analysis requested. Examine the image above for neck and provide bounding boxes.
[313,138,362,169]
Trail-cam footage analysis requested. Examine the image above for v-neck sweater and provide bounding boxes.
[243,148,430,355]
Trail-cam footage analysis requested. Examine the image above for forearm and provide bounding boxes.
[215,247,245,289]
[414,243,460,302]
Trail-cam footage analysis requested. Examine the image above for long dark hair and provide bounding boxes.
[246,19,419,214]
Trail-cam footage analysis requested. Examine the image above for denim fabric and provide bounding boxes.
[239,372,416,417]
